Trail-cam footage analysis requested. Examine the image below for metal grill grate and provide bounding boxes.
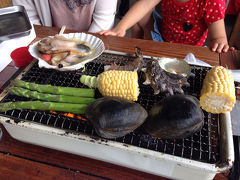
[0,52,220,164]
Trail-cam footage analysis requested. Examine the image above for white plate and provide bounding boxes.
[28,33,105,71]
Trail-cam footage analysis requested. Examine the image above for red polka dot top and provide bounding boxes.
[160,0,225,46]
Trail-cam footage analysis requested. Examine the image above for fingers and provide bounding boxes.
[211,43,218,52]
[98,30,125,37]
[98,30,117,36]
[98,30,107,35]
[103,31,118,36]
[215,43,224,53]
[218,44,229,53]
[211,43,232,53]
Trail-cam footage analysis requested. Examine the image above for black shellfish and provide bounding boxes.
[85,97,148,139]
[144,94,204,139]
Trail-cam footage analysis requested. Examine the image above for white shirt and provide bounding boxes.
[12,0,118,33]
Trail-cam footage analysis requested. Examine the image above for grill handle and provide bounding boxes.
[216,112,235,171]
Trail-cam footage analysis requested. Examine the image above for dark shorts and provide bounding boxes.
[151,10,164,42]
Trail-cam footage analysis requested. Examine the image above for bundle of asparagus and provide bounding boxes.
[0,80,95,114]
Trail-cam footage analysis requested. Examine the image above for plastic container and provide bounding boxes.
[10,46,34,67]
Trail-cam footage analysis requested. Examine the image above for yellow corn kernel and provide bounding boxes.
[200,66,236,114]
[98,70,140,101]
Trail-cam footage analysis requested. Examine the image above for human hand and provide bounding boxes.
[98,27,126,37]
[208,20,235,53]
[210,39,235,53]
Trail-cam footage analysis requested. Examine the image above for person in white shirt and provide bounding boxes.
[12,0,118,33]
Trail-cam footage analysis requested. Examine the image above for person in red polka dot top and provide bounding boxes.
[99,0,235,53]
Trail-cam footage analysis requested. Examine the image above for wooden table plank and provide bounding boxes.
[0,153,101,180]
[0,62,18,90]
[220,50,240,70]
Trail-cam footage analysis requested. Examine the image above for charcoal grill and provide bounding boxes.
[0,51,234,180]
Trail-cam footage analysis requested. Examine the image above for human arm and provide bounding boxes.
[208,19,234,53]
[99,0,161,37]
[12,0,42,25]
[88,0,118,33]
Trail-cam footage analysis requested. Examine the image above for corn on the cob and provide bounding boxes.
[80,70,140,101]
[200,66,236,114]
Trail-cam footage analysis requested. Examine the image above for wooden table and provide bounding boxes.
[0,25,238,180]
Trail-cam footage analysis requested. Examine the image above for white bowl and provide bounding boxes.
[28,32,105,71]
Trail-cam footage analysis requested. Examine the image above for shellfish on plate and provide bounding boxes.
[29,33,105,71]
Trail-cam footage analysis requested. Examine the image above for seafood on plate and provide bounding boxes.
[37,35,94,67]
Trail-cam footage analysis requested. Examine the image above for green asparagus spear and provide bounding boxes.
[8,87,95,104]
[12,80,94,97]
[0,101,87,114]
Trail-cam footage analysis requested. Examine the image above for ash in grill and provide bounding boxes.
[0,52,220,164]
